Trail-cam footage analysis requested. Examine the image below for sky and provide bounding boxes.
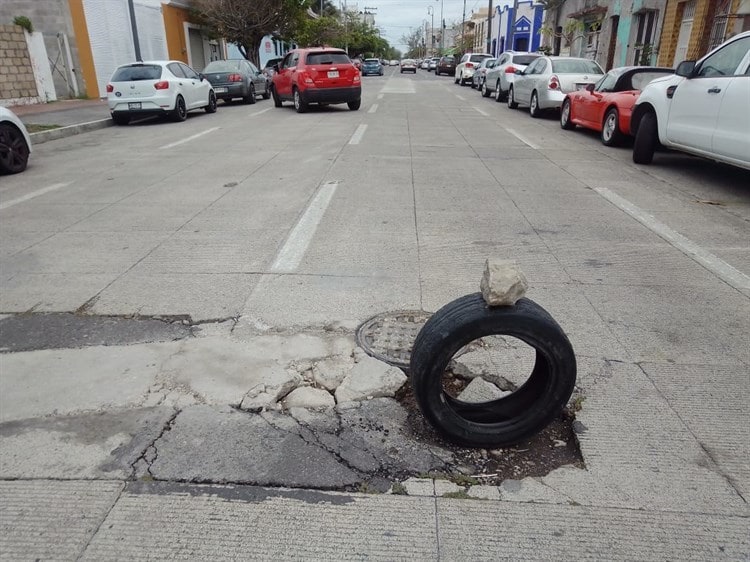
[348,0,510,51]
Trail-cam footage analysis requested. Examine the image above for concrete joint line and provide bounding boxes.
[75,480,126,561]
[348,124,368,145]
[0,182,71,210]
[270,180,339,273]
[159,127,219,150]
[129,408,181,478]
[594,187,750,291]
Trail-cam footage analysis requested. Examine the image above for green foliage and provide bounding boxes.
[296,10,390,57]
[634,43,655,66]
[390,482,407,495]
[295,16,344,47]
[442,490,472,499]
[13,16,33,33]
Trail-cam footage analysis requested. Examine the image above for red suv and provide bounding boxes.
[271,48,361,113]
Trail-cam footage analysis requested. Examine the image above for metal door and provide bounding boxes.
[674,0,696,63]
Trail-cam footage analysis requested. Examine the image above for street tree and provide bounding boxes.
[192,0,309,67]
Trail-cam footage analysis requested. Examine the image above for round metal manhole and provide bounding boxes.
[356,310,432,369]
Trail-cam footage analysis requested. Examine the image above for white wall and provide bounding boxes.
[25,31,57,102]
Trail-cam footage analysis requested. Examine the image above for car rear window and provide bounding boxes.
[364,59,379,63]
[470,54,490,63]
[204,60,242,72]
[111,64,162,81]
[443,56,455,63]
[306,52,351,64]
[629,70,674,90]
[551,59,603,74]
[512,54,540,65]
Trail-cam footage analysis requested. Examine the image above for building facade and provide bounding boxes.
[493,1,545,56]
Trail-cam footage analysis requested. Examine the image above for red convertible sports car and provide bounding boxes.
[560,66,674,146]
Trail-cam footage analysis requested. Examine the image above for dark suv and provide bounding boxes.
[435,56,456,76]
[271,48,362,113]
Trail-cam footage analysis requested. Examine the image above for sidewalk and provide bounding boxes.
[6,99,111,144]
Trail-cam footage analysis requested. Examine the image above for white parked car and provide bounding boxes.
[455,53,493,85]
[106,60,217,125]
[0,107,32,174]
[484,51,541,101]
[508,56,604,117]
[631,31,750,170]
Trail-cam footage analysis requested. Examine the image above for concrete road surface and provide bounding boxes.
[1,66,748,559]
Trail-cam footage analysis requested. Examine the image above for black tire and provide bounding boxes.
[633,111,657,164]
[409,293,577,448]
[601,107,625,147]
[529,91,542,118]
[243,84,257,104]
[272,87,282,108]
[0,123,30,174]
[293,88,307,113]
[262,83,271,99]
[171,95,187,122]
[111,113,130,126]
[507,86,518,109]
[481,81,491,98]
[494,81,504,103]
[560,98,575,130]
[347,99,361,111]
[454,75,460,84]
[205,91,217,113]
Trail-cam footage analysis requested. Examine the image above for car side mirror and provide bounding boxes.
[199,73,205,81]
[514,69,523,75]
[586,83,595,92]
[675,60,696,77]
[273,64,280,73]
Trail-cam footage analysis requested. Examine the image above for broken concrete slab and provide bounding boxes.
[434,480,462,497]
[457,378,510,403]
[0,407,175,479]
[450,343,534,389]
[148,405,360,488]
[239,368,302,411]
[335,356,407,403]
[313,356,354,391]
[480,258,528,306]
[498,477,573,504]
[467,485,501,500]
[283,387,335,410]
[402,478,434,496]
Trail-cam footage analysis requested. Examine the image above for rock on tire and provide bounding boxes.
[409,293,576,448]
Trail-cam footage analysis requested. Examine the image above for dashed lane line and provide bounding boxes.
[348,124,368,145]
[159,127,219,149]
[0,182,71,211]
[368,104,379,114]
[504,127,540,149]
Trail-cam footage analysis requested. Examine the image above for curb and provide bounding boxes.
[30,118,113,145]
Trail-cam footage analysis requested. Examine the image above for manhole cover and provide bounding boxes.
[356,310,432,369]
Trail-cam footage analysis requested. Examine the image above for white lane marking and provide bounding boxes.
[368,104,379,114]
[249,108,271,117]
[270,181,339,273]
[455,95,466,101]
[594,187,750,291]
[474,107,489,116]
[504,127,540,149]
[159,127,219,149]
[0,182,71,210]
[348,124,368,145]
[377,93,384,100]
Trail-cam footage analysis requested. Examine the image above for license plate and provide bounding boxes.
[128,102,141,110]
[214,87,227,93]
[328,70,339,78]
[576,83,588,90]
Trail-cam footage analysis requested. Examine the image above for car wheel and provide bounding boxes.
[481,81,491,98]
[633,111,658,164]
[262,83,271,100]
[409,293,576,448]
[293,88,307,113]
[272,86,282,108]
[111,113,130,126]
[494,81,503,103]
[560,98,575,130]
[348,99,361,111]
[0,123,31,174]
[170,95,187,122]
[507,86,518,109]
[529,91,542,118]
[601,107,625,147]
[243,84,257,104]
[205,91,217,113]
[454,74,459,84]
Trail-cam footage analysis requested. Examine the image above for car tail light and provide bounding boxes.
[505,66,517,74]
[106,84,114,93]
[466,62,474,69]
[353,72,361,83]
[548,75,560,90]
[154,81,169,90]
[228,73,242,82]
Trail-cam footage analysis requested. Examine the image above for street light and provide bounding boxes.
[427,6,434,56]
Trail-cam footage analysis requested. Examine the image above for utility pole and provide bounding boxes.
[439,0,444,55]
[461,0,467,53]
[126,0,142,62]
[507,0,519,51]
[427,6,434,56]
[486,0,493,55]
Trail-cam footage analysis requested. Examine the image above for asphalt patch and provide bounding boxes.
[0,313,191,352]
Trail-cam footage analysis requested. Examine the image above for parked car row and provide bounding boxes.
[465,31,750,170]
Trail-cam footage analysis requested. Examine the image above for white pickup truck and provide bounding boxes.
[630,31,750,170]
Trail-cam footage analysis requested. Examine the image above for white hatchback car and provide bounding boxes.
[455,53,494,85]
[631,31,750,170]
[107,60,217,125]
[0,107,32,174]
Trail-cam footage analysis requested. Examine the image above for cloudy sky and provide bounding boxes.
[349,0,511,51]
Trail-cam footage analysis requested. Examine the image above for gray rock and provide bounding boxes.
[312,356,353,391]
[480,258,528,306]
[282,387,335,410]
[434,480,462,496]
[457,378,511,403]
[401,478,434,496]
[239,368,301,411]
[334,356,407,403]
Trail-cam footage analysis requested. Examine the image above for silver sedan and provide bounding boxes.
[508,56,604,118]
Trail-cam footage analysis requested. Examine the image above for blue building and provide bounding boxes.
[492,1,545,56]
